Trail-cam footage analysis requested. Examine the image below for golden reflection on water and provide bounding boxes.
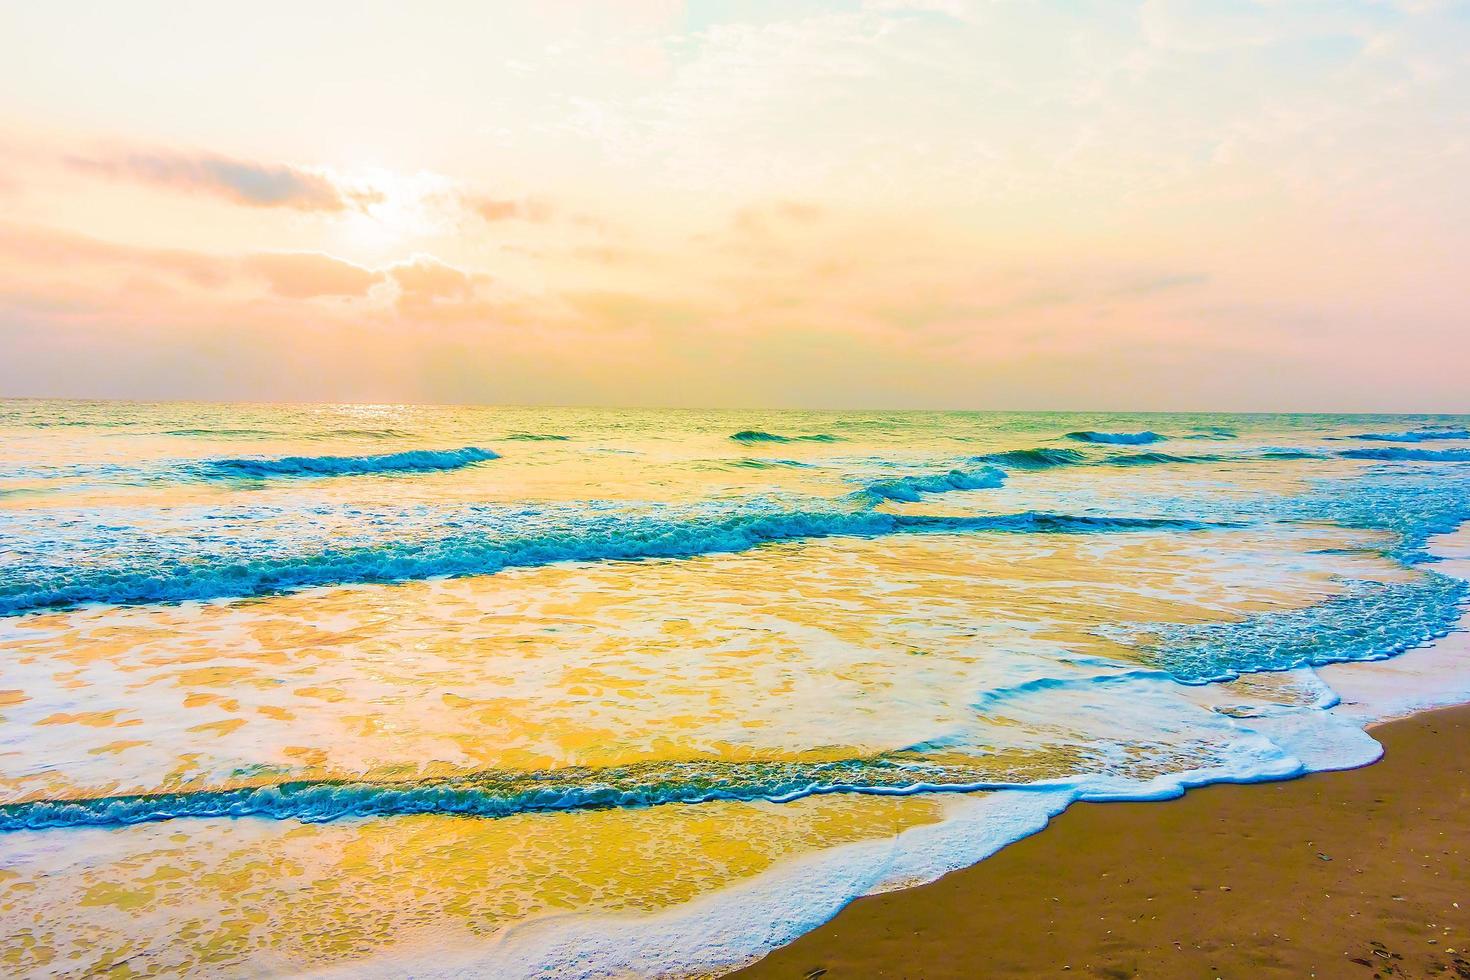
[0,794,944,977]
[0,526,1400,805]
[0,524,1416,975]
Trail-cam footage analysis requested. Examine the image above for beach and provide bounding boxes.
[734,702,1470,979]
[5,3,1470,974]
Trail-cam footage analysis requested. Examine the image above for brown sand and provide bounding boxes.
[733,704,1470,979]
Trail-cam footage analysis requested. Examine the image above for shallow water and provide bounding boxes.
[1,401,1468,977]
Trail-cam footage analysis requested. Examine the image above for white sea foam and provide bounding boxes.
[318,687,1384,979]
[1320,527,1470,725]
[323,524,1470,980]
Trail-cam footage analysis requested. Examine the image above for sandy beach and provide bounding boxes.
[734,703,1470,979]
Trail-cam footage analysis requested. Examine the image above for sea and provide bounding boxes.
[1,399,1468,977]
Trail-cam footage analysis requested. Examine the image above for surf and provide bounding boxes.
[196,446,501,479]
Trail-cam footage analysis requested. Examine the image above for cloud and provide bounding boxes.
[467,194,552,223]
[67,151,348,211]
[244,252,382,299]
[387,255,481,310]
[56,140,565,236]
[0,223,517,325]
[0,222,232,288]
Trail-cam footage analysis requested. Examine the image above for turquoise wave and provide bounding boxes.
[1342,428,1470,443]
[730,431,840,443]
[0,756,1019,833]
[975,447,1320,471]
[197,446,500,479]
[2,568,1461,832]
[723,458,811,470]
[1065,431,1165,445]
[1339,447,1470,462]
[0,510,1217,616]
[854,465,1007,502]
[1120,572,1468,683]
[974,448,1085,469]
[1099,451,1222,466]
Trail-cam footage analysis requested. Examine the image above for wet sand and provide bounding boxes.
[733,703,1470,979]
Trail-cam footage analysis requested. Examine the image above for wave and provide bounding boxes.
[1339,448,1470,462]
[974,446,1320,471]
[503,433,571,442]
[161,428,283,438]
[2,567,1456,833]
[0,510,1219,617]
[730,431,839,443]
[1100,452,1223,466]
[1256,449,1323,460]
[0,753,1040,833]
[974,448,1085,470]
[960,668,1175,713]
[1064,431,1165,445]
[1102,450,1321,466]
[855,465,1007,502]
[16,419,141,429]
[723,459,811,470]
[196,446,500,480]
[731,430,786,442]
[1113,572,1468,684]
[1342,428,1470,443]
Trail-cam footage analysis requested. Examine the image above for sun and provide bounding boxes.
[326,167,460,262]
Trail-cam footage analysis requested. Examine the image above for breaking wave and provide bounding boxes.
[974,448,1085,469]
[1101,452,1223,466]
[1339,448,1470,462]
[975,447,1321,471]
[854,465,1007,502]
[0,509,1219,616]
[196,446,501,480]
[1342,428,1470,443]
[730,431,840,443]
[1111,572,1468,684]
[2,567,1461,833]
[0,755,1023,833]
[1064,431,1166,445]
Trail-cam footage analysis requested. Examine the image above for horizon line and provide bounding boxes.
[2,392,1469,419]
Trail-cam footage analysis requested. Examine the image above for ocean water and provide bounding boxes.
[1,400,1468,977]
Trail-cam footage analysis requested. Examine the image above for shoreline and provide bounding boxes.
[730,700,1470,979]
[720,525,1470,980]
[330,533,1470,979]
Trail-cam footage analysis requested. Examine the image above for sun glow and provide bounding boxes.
[320,168,462,262]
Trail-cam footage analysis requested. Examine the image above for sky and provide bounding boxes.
[0,0,1467,412]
